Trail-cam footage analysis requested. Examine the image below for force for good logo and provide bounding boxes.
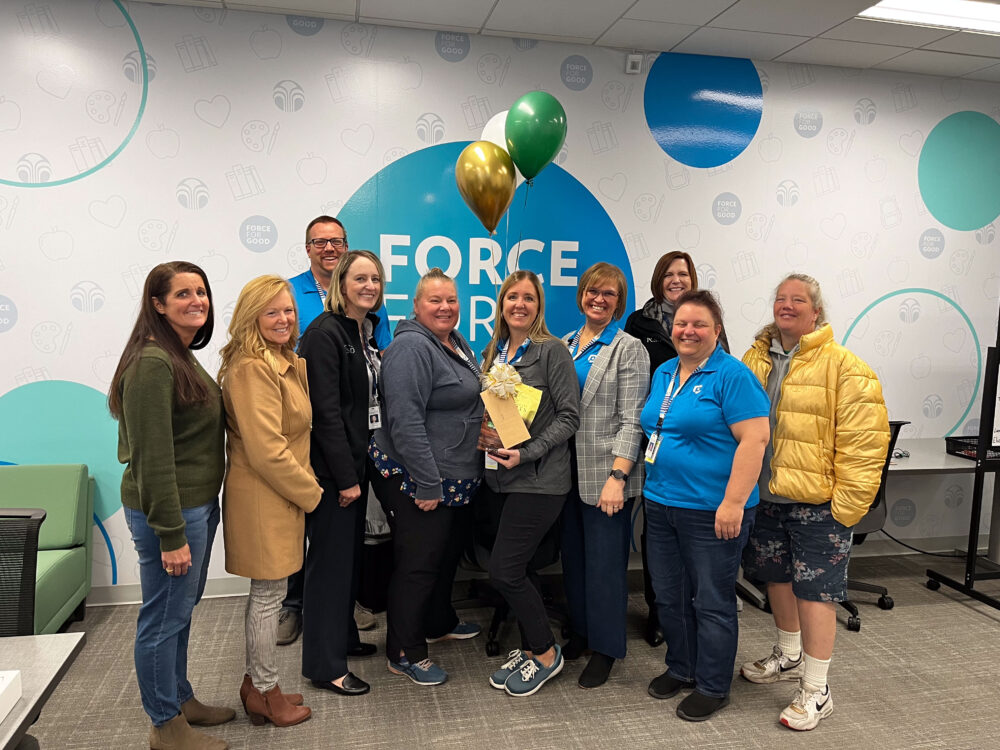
[339,142,633,351]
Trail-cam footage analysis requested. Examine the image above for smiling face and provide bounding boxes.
[773,279,819,346]
[502,278,540,338]
[671,302,721,364]
[581,276,619,329]
[413,278,459,341]
[305,220,348,281]
[153,271,209,343]
[257,289,295,347]
[662,258,693,304]
[341,257,382,319]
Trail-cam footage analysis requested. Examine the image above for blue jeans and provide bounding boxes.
[560,492,633,659]
[644,499,754,698]
[124,501,219,727]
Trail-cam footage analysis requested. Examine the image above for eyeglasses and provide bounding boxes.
[308,238,347,249]
[585,288,619,300]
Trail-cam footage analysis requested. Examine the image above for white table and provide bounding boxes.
[889,438,1000,563]
[0,632,85,750]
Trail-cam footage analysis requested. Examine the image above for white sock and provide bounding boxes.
[777,628,802,661]
[802,653,831,691]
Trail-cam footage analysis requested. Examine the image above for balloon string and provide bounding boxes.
[511,179,531,274]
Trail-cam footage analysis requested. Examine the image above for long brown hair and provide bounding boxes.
[108,261,215,418]
[650,251,698,303]
[482,270,554,371]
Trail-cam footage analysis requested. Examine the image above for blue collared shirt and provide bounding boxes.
[565,320,619,392]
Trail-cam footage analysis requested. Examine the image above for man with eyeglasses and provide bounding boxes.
[288,215,391,348]
[278,215,392,647]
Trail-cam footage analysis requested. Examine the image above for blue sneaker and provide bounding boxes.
[387,656,448,686]
[504,645,563,697]
[489,649,527,689]
[426,621,482,643]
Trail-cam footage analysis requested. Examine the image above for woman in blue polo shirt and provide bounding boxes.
[641,289,769,722]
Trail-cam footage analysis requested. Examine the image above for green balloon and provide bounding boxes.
[504,91,567,181]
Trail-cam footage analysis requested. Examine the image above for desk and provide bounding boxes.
[889,438,1000,564]
[0,632,85,750]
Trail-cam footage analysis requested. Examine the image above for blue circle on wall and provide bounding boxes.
[643,53,763,169]
[0,380,121,522]
[338,142,633,351]
[918,111,1000,231]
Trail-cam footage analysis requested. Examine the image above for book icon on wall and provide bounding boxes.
[176,35,217,73]
[227,164,264,200]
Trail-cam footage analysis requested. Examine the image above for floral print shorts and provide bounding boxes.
[368,439,480,507]
[742,500,853,603]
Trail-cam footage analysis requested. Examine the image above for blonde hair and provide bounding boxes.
[576,262,628,320]
[325,250,385,314]
[217,275,298,384]
[756,272,828,341]
[413,266,455,303]
[482,270,554,370]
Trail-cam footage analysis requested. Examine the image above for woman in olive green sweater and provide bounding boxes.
[109,261,233,750]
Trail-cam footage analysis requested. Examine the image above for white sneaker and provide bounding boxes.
[780,682,833,731]
[740,646,803,684]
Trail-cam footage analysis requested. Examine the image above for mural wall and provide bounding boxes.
[1,0,998,590]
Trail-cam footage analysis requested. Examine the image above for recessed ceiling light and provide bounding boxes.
[858,0,1000,34]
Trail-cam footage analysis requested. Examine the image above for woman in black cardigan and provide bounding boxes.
[298,250,386,696]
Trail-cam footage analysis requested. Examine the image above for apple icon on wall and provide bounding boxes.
[147,125,180,159]
[297,153,327,185]
[39,227,73,261]
[0,97,22,132]
[250,27,282,60]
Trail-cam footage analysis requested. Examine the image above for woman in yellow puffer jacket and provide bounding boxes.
[738,273,888,733]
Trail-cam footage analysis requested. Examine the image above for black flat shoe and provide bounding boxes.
[578,652,614,689]
[676,691,730,721]
[312,672,371,696]
[647,670,695,700]
[347,643,377,657]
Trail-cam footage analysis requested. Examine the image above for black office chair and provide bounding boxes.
[839,420,908,632]
[0,508,46,637]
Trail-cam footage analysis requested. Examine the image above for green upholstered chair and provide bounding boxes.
[0,464,94,634]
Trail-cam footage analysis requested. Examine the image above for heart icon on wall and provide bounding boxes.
[194,95,231,128]
[598,173,627,201]
[36,65,76,99]
[342,124,374,155]
[820,213,846,239]
[89,196,127,228]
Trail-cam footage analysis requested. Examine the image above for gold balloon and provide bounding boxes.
[455,141,516,234]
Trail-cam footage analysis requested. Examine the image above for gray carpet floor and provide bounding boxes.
[29,554,1000,749]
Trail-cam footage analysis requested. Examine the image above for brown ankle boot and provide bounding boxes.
[181,697,236,726]
[149,713,228,749]
[239,673,303,713]
[245,685,311,727]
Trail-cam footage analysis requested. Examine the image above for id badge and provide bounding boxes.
[644,434,661,464]
[485,452,498,470]
[368,405,382,430]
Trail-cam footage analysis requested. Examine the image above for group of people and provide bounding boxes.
[109,217,889,749]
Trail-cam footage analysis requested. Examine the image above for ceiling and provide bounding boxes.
[138,0,1000,81]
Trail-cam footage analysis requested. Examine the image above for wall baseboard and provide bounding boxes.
[88,576,250,607]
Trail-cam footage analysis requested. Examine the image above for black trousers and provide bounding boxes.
[301,472,367,682]
[487,489,565,654]
[371,469,462,663]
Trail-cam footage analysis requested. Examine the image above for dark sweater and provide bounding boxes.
[117,344,224,551]
[299,310,381,489]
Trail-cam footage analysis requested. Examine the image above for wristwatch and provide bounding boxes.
[609,469,629,482]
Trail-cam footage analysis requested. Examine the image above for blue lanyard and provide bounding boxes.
[313,274,327,299]
[452,336,482,379]
[568,327,603,361]
[498,338,530,365]
[653,361,703,434]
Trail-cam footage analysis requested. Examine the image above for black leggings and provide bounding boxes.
[488,490,566,654]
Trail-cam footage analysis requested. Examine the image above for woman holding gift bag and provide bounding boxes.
[480,270,580,697]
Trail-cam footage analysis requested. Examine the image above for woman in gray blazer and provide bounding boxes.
[560,263,649,688]
[481,270,580,698]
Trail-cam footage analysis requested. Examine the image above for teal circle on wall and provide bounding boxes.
[0,0,148,188]
[0,380,121,521]
[917,111,1000,231]
[842,287,981,436]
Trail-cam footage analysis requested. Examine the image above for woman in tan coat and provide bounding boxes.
[219,275,322,729]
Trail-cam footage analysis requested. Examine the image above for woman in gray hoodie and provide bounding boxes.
[481,270,581,698]
[368,268,484,687]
